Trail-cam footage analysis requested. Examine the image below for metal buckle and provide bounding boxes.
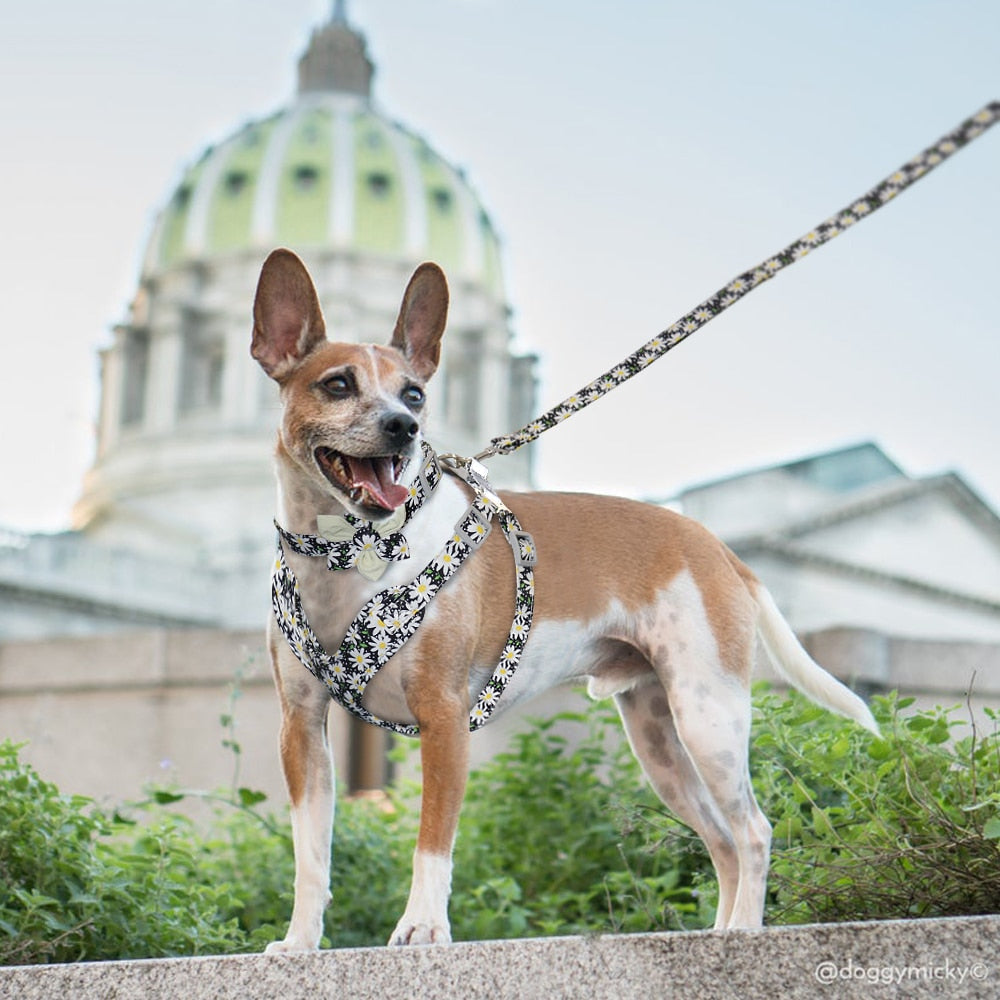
[507,529,537,568]
[457,504,494,549]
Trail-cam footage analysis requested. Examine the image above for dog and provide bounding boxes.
[251,247,878,950]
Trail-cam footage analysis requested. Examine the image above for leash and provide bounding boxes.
[480,101,999,459]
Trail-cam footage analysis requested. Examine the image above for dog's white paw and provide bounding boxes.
[388,918,452,946]
[264,936,317,955]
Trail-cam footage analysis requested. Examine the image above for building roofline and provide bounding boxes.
[733,536,1000,616]
[676,440,903,498]
[727,472,1000,551]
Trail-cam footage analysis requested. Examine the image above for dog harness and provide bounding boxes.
[272,443,536,736]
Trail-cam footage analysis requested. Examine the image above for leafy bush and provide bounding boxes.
[447,708,710,939]
[0,741,244,965]
[751,688,1000,923]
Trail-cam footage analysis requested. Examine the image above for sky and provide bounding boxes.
[1,0,998,533]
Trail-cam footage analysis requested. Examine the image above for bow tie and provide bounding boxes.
[315,505,410,581]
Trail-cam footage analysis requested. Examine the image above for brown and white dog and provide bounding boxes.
[251,248,878,950]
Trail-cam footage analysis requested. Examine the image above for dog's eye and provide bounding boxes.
[321,374,353,398]
[402,385,425,408]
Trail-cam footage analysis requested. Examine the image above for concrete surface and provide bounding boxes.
[1,916,997,1000]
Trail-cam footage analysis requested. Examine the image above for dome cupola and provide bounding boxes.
[298,0,374,98]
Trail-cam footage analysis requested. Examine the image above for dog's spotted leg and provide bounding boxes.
[614,683,743,927]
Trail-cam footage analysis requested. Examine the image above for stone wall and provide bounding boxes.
[1,917,997,999]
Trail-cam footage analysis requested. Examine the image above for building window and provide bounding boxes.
[293,164,320,192]
[120,329,150,427]
[431,187,452,212]
[178,311,225,415]
[224,170,250,196]
[366,171,391,198]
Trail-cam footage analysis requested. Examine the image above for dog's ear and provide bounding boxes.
[251,248,327,380]
[390,263,448,380]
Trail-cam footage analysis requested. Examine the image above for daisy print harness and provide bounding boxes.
[272,443,537,736]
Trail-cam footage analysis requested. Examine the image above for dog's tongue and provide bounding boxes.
[345,455,410,511]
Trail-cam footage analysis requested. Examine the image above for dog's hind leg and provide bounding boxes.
[614,682,742,928]
[623,571,771,928]
[658,668,771,929]
[266,641,336,953]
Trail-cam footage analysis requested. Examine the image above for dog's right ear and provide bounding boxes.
[251,249,327,380]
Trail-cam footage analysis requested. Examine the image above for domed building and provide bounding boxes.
[72,4,536,587]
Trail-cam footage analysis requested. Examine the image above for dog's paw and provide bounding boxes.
[388,919,452,946]
[264,937,317,955]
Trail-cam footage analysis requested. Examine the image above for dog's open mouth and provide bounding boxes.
[315,448,410,513]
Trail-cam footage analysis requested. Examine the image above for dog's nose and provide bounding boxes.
[381,412,419,449]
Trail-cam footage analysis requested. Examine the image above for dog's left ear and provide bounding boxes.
[390,263,448,380]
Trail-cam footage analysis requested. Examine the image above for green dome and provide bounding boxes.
[141,12,504,296]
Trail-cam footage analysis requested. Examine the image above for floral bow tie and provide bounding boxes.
[314,505,411,581]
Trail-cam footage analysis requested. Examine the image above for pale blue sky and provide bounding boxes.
[1,0,998,531]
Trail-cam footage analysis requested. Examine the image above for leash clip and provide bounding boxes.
[435,452,466,472]
[438,452,495,497]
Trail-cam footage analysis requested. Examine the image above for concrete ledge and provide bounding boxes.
[1,916,997,999]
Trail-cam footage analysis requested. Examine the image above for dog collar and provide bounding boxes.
[271,448,536,737]
[275,442,441,581]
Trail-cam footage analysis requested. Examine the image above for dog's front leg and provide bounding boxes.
[266,644,335,953]
[389,687,470,945]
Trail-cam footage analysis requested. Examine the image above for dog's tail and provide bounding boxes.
[755,587,880,736]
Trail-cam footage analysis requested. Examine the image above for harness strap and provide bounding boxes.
[271,451,536,736]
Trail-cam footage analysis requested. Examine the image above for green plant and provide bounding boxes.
[751,686,1000,923]
[446,707,712,939]
[4,684,999,966]
[0,741,245,965]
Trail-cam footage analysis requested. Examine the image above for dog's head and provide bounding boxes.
[251,248,448,520]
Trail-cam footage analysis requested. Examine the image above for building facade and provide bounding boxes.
[678,442,1000,646]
